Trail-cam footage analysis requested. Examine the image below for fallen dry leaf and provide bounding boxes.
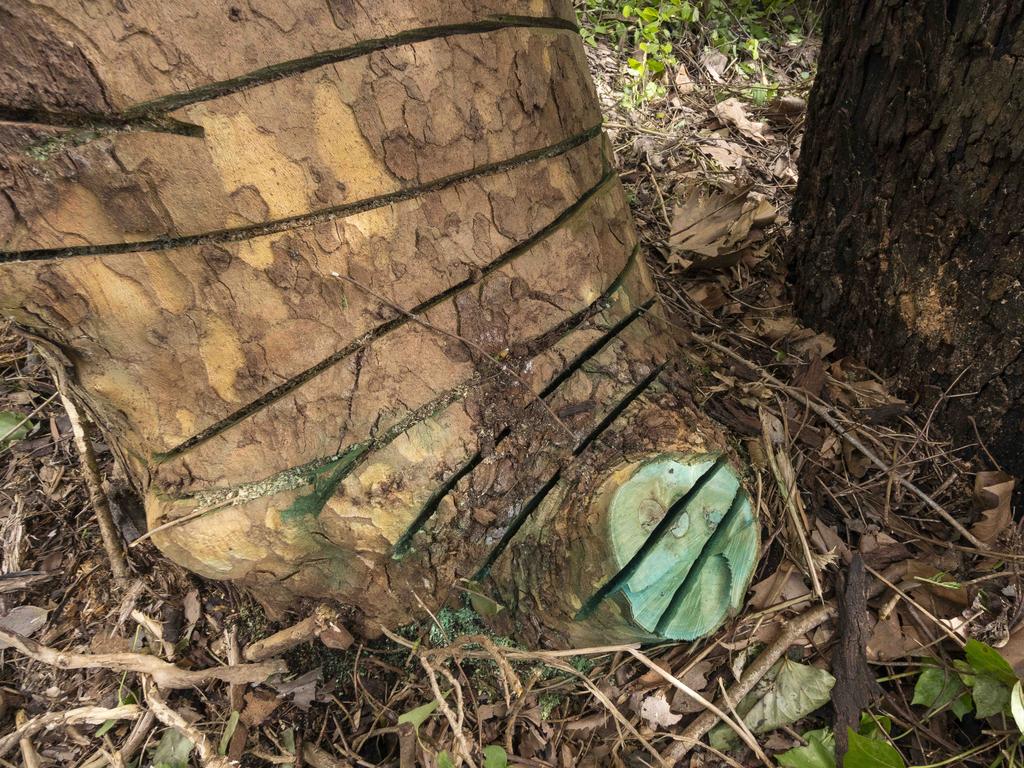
[669,185,775,267]
[867,612,909,662]
[701,49,728,83]
[640,691,682,729]
[971,470,1016,544]
[749,562,812,611]
[0,605,47,648]
[674,63,695,94]
[697,136,750,170]
[272,667,320,710]
[713,97,772,143]
[671,661,713,713]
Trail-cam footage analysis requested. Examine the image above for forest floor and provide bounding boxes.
[2,5,1023,768]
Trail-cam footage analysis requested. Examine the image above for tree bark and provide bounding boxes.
[0,0,759,645]
[791,0,1024,477]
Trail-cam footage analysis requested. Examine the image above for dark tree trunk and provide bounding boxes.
[791,0,1024,476]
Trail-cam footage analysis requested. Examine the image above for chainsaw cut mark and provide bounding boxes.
[654,487,749,638]
[164,242,643,511]
[153,159,615,462]
[1,124,603,262]
[392,253,650,558]
[575,455,728,620]
[120,17,580,118]
[0,105,204,137]
[473,362,668,580]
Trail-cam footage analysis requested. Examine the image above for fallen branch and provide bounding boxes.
[0,627,285,689]
[143,679,231,768]
[243,605,352,661]
[663,602,837,764]
[0,704,142,758]
[59,391,130,581]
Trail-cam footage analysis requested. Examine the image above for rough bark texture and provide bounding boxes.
[791,0,1024,477]
[0,0,757,645]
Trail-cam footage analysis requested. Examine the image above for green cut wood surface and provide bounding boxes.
[607,454,758,640]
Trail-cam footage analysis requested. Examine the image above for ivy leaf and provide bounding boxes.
[709,658,834,749]
[912,668,965,715]
[397,700,438,732]
[0,411,32,449]
[972,674,1011,719]
[844,729,905,768]
[951,692,974,720]
[776,727,835,768]
[483,745,508,768]
[437,752,455,768]
[964,639,1018,686]
[151,729,194,768]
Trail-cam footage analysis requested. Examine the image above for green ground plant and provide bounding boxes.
[578,0,816,104]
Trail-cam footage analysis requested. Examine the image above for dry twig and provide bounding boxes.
[0,626,285,689]
[59,391,130,581]
[143,678,231,768]
[0,705,142,758]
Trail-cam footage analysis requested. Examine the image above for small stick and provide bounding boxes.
[0,705,142,758]
[301,743,351,768]
[0,626,285,690]
[59,392,130,581]
[15,710,42,768]
[243,605,352,661]
[143,679,231,768]
[627,649,772,768]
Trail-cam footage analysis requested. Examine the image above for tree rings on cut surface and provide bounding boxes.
[602,454,758,640]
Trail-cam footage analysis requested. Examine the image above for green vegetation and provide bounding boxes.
[578,0,817,104]
[779,639,1024,767]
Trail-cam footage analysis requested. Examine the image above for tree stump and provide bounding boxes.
[0,0,759,645]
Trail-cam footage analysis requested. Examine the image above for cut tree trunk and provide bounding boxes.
[791,0,1024,478]
[0,0,759,645]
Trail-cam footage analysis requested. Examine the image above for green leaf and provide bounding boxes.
[1011,681,1024,733]
[972,674,1011,718]
[483,745,508,768]
[858,712,892,737]
[218,711,240,756]
[437,752,456,768]
[844,729,905,768]
[912,668,965,713]
[398,700,438,732]
[0,411,32,448]
[951,692,974,720]
[151,729,194,768]
[776,727,835,768]
[709,659,834,749]
[965,639,1018,686]
[95,718,117,738]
